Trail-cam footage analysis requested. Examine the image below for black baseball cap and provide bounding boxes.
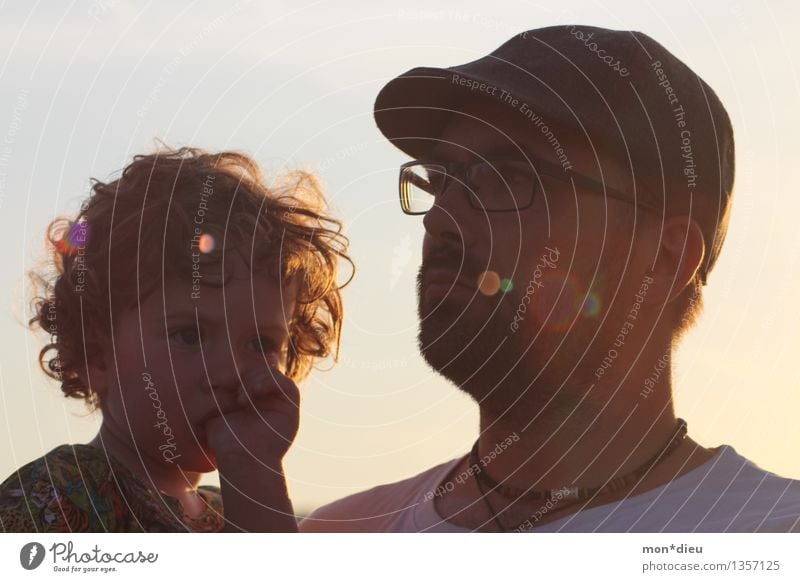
[374,25,735,285]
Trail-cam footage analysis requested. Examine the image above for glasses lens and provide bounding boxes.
[467,161,535,211]
[400,163,446,214]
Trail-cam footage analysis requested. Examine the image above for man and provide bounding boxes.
[300,25,800,532]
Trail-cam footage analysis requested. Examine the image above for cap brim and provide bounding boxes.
[374,66,473,160]
[374,63,576,162]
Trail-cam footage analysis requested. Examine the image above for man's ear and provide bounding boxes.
[650,216,705,304]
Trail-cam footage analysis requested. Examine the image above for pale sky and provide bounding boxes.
[0,0,798,514]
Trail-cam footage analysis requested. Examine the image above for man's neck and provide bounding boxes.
[434,345,719,531]
[472,336,688,491]
[435,398,714,531]
[477,396,683,492]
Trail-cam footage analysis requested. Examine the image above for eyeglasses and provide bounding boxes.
[398,157,662,215]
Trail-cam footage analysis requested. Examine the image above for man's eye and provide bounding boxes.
[426,167,447,193]
[501,165,528,181]
[168,328,202,346]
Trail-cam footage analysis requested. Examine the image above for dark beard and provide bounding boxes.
[416,264,538,419]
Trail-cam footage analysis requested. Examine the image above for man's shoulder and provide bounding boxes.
[648,445,800,532]
[717,448,800,531]
[299,456,462,532]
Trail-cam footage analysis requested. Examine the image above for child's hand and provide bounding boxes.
[203,362,300,466]
[202,362,300,532]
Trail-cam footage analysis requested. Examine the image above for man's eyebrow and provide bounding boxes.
[424,144,449,159]
[486,141,542,159]
[425,144,523,161]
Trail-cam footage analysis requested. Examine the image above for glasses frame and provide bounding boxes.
[399,157,663,216]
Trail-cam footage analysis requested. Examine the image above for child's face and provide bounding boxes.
[93,254,298,473]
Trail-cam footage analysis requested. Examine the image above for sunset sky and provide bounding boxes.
[0,0,798,514]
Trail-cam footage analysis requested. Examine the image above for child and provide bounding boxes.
[0,147,350,532]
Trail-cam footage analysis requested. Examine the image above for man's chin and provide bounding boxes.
[419,334,518,417]
[417,301,552,413]
[418,308,504,385]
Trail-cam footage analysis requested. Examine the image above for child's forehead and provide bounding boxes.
[154,256,299,308]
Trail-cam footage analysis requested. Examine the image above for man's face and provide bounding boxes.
[416,99,658,417]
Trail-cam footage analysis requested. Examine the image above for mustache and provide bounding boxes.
[418,245,485,288]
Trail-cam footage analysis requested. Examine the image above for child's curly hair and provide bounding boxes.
[28,147,352,409]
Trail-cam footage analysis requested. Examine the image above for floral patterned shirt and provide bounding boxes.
[0,444,223,532]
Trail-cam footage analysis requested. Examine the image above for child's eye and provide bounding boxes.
[247,336,279,354]
[168,328,203,347]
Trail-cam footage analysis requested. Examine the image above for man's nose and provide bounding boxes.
[422,180,475,245]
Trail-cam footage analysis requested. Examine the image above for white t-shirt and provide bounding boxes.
[299,445,800,532]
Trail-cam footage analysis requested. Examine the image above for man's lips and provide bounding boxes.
[423,268,478,300]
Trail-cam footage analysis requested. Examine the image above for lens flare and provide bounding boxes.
[582,292,601,318]
[532,270,582,332]
[55,221,90,256]
[198,233,215,254]
[477,270,501,296]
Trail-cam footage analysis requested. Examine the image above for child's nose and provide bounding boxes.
[204,338,284,390]
[204,353,243,393]
[207,362,280,394]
